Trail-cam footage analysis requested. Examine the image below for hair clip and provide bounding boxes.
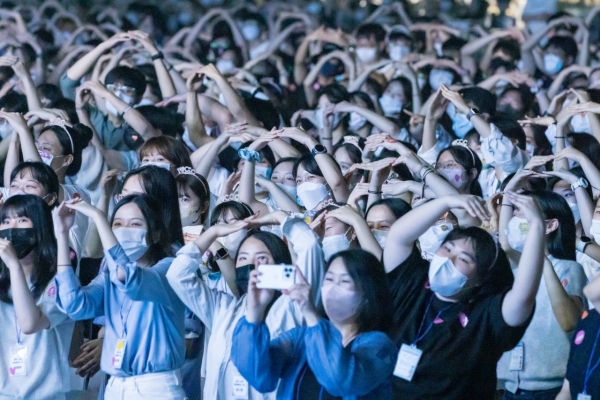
[343,136,363,153]
[47,118,74,153]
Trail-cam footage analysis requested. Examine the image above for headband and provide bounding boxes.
[343,136,363,153]
[451,139,476,165]
[177,166,209,194]
[47,118,74,153]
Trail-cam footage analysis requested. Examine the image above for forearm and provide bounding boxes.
[4,137,19,186]
[471,114,492,138]
[576,187,594,237]
[66,43,110,81]
[213,75,260,126]
[314,153,350,202]
[543,260,581,332]
[293,40,310,85]
[20,75,42,111]
[91,212,118,250]
[554,133,569,171]
[57,231,72,272]
[354,106,401,135]
[461,33,501,57]
[153,58,176,99]
[16,127,41,162]
[586,113,600,144]
[353,220,383,260]
[105,93,158,141]
[10,264,49,334]
[239,160,257,205]
[186,91,209,148]
[264,182,301,212]
[422,117,438,153]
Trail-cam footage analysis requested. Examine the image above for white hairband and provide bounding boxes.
[177,166,208,194]
[451,139,476,164]
[47,118,74,153]
[343,136,363,153]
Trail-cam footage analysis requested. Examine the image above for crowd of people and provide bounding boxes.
[0,0,600,399]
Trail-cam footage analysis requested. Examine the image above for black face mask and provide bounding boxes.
[497,104,525,121]
[235,264,255,296]
[0,228,36,258]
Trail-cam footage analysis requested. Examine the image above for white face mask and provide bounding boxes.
[180,203,201,227]
[276,182,297,200]
[144,161,171,170]
[321,284,361,323]
[570,113,592,134]
[38,151,54,166]
[217,229,248,257]
[543,53,563,75]
[349,112,367,131]
[322,229,352,261]
[525,143,535,157]
[241,24,260,41]
[570,202,580,224]
[216,59,236,74]
[420,223,453,255]
[297,182,329,210]
[254,165,272,195]
[389,44,410,61]
[590,220,600,244]
[428,254,468,297]
[433,41,443,56]
[429,69,454,91]
[113,227,149,261]
[105,99,120,116]
[438,168,466,189]
[507,216,529,252]
[314,108,325,129]
[371,229,388,248]
[379,94,403,116]
[356,47,377,63]
[0,121,12,139]
[450,112,474,139]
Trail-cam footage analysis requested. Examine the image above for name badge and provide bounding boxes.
[112,338,127,369]
[577,394,592,400]
[509,342,524,371]
[393,344,423,382]
[232,374,249,399]
[9,345,27,376]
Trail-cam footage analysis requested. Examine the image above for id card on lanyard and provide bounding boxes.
[579,326,600,400]
[112,296,133,370]
[9,313,26,376]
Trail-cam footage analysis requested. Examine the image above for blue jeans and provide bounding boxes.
[502,387,562,400]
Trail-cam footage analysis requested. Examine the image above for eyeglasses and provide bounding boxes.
[435,162,464,172]
[106,84,136,97]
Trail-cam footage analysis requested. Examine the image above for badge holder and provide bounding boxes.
[8,344,27,376]
[112,339,128,369]
[509,342,524,371]
[393,344,422,382]
[232,373,249,399]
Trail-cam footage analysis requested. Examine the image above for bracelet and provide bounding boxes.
[151,52,164,61]
[368,190,382,194]
[321,137,333,140]
[555,136,566,139]
[122,106,133,115]
[238,148,261,162]
[501,204,514,209]
[57,264,72,267]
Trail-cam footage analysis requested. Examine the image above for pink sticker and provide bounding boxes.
[458,312,469,328]
[454,174,461,182]
[561,279,568,287]
[433,317,444,324]
[9,367,15,375]
[424,281,431,289]
[575,330,585,345]
[69,250,76,260]
[46,285,56,297]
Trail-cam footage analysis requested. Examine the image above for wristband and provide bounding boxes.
[122,106,133,115]
[368,190,382,194]
[501,204,514,209]
[57,264,72,267]
[577,236,592,253]
[238,148,261,162]
[151,52,164,61]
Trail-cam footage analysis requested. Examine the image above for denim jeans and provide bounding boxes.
[502,387,562,400]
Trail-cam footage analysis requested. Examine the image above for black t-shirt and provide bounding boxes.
[387,246,531,400]
[296,363,343,400]
[566,309,600,398]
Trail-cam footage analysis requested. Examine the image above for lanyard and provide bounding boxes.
[583,326,600,394]
[13,312,21,346]
[412,294,453,347]
[119,296,134,338]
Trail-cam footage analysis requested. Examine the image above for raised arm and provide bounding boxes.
[65,32,131,82]
[129,30,176,99]
[327,205,383,260]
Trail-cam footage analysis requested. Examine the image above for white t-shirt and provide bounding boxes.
[0,281,74,399]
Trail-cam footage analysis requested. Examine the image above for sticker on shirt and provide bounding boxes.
[509,342,523,371]
[574,330,585,345]
[458,312,469,328]
[577,394,591,400]
[232,374,249,399]
[46,284,56,298]
[393,344,422,381]
[9,345,27,376]
[112,339,127,369]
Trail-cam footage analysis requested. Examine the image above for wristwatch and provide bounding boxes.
[466,108,479,121]
[214,247,229,261]
[571,177,589,191]
[577,236,592,253]
[311,144,327,156]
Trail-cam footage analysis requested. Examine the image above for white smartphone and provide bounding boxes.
[256,264,296,290]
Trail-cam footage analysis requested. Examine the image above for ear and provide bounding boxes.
[545,218,559,235]
[469,167,478,181]
[45,193,58,207]
[200,200,210,215]
[62,154,74,168]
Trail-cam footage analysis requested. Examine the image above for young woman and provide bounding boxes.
[312,204,359,262]
[176,167,212,240]
[383,193,545,399]
[54,194,187,399]
[231,249,397,398]
[0,194,73,399]
[333,135,365,191]
[365,198,412,249]
[166,210,324,400]
[497,189,587,398]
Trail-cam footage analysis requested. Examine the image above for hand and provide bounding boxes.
[504,169,536,192]
[524,155,554,170]
[426,89,448,121]
[243,211,288,228]
[569,88,590,103]
[101,170,122,195]
[444,195,491,221]
[538,168,579,184]
[518,115,556,127]
[80,80,109,98]
[547,90,569,116]
[221,170,242,197]
[275,127,315,148]
[404,110,426,128]
[309,209,328,231]
[382,179,414,196]
[25,108,70,125]
[282,266,316,317]
[72,338,102,377]
[325,205,361,227]
[568,101,600,115]
[0,109,27,132]
[75,85,93,109]
[246,269,275,323]
[440,85,470,114]
[197,63,221,79]
[393,152,425,174]
[504,191,544,226]
[332,101,356,113]
[249,131,278,152]
[554,147,585,164]
[64,199,103,219]
[0,238,19,269]
[207,220,250,238]
[186,69,204,92]
[127,30,158,55]
[103,32,132,49]
[52,201,76,234]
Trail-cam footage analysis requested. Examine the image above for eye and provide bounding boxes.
[142,158,149,163]
[112,222,121,228]
[18,218,28,223]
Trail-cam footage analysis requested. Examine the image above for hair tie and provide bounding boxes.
[343,136,363,153]
[177,166,208,194]
[47,118,74,153]
[451,139,476,165]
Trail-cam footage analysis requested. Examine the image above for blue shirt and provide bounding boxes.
[231,317,397,399]
[55,244,186,377]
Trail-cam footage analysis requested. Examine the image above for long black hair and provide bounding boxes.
[10,162,60,207]
[42,123,93,176]
[111,194,174,265]
[323,249,392,334]
[122,165,183,246]
[237,231,292,265]
[0,195,57,304]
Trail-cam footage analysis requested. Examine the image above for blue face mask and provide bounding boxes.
[451,113,474,139]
